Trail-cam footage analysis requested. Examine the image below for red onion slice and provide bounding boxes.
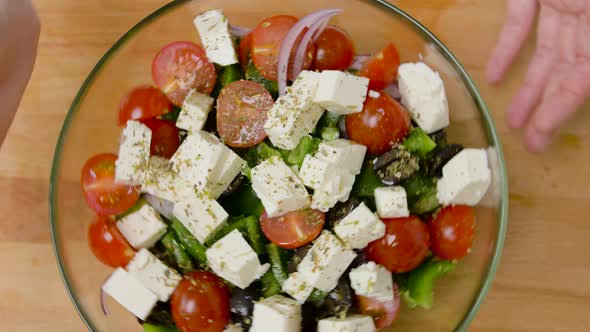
[383,83,401,100]
[144,194,175,220]
[292,14,338,78]
[277,9,343,96]
[100,286,109,316]
[230,25,252,38]
[348,54,370,71]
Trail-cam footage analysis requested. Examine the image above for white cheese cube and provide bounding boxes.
[194,9,238,66]
[437,148,491,206]
[297,231,356,292]
[115,120,151,185]
[311,169,356,212]
[250,295,301,332]
[316,139,367,175]
[299,155,330,190]
[223,324,243,332]
[176,89,214,132]
[126,248,182,302]
[102,268,158,320]
[333,202,385,249]
[251,156,310,217]
[142,156,196,203]
[398,62,449,133]
[207,149,246,199]
[349,262,394,302]
[116,203,167,249]
[206,230,269,289]
[313,70,369,115]
[317,315,376,332]
[311,190,339,213]
[173,190,229,243]
[374,186,409,218]
[144,194,175,220]
[282,272,314,303]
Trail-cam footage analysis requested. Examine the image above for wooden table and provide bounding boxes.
[2,0,590,331]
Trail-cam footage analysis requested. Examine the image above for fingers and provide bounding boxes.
[505,5,561,129]
[486,0,538,83]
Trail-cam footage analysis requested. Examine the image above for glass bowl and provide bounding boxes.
[49,0,508,331]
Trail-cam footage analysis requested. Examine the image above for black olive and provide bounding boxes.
[315,278,353,319]
[427,144,463,178]
[349,252,370,270]
[325,197,362,229]
[373,146,420,185]
[288,245,311,274]
[429,129,447,145]
[219,174,245,198]
[301,302,318,332]
[230,287,259,329]
[138,301,175,326]
[338,116,349,139]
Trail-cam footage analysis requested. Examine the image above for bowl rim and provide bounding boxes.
[49,1,509,331]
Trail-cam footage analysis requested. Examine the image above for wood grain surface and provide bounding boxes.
[1,0,590,331]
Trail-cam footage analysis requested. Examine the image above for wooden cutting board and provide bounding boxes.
[1,0,589,331]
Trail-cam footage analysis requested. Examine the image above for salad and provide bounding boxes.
[80,8,492,332]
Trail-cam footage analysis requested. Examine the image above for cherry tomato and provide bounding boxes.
[251,15,314,81]
[152,41,217,106]
[81,153,140,216]
[360,43,401,90]
[356,282,401,330]
[171,271,231,332]
[364,216,430,273]
[427,205,475,260]
[346,92,411,155]
[88,215,135,267]
[311,26,355,71]
[117,86,172,126]
[216,80,273,148]
[260,209,325,249]
[238,32,253,70]
[141,118,180,159]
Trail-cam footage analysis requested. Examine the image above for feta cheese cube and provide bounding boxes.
[317,315,376,332]
[250,295,301,332]
[207,148,246,199]
[398,62,449,133]
[115,120,151,185]
[349,262,394,302]
[333,202,385,249]
[374,186,409,218]
[316,139,367,175]
[223,324,243,332]
[142,156,196,203]
[297,231,356,292]
[102,268,158,320]
[126,249,182,302]
[313,70,369,115]
[194,10,238,66]
[311,169,356,212]
[173,190,229,243]
[437,148,491,206]
[299,155,330,190]
[251,156,310,217]
[282,272,314,303]
[206,230,269,289]
[176,89,214,132]
[116,203,167,249]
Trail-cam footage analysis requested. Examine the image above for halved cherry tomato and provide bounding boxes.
[216,80,273,148]
[142,118,180,159]
[81,153,140,216]
[260,209,325,249]
[88,215,135,267]
[356,282,401,330]
[346,92,411,155]
[152,41,217,106]
[171,271,231,332]
[364,216,430,273]
[117,86,172,126]
[360,43,401,90]
[238,32,253,70]
[251,15,314,81]
[311,26,355,71]
[427,205,475,260]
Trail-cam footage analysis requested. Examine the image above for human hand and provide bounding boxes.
[487,0,590,152]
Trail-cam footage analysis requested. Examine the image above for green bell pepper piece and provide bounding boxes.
[406,259,456,309]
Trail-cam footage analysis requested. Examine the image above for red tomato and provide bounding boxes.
[360,43,401,90]
[216,80,273,148]
[81,153,140,216]
[171,271,231,332]
[356,282,401,330]
[260,209,325,249]
[427,205,475,260]
[251,15,314,81]
[346,92,411,155]
[142,118,180,159]
[238,32,253,70]
[311,26,355,71]
[88,215,135,267]
[117,86,172,126]
[152,41,217,106]
[364,216,430,273]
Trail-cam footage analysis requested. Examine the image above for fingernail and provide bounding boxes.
[524,128,551,153]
